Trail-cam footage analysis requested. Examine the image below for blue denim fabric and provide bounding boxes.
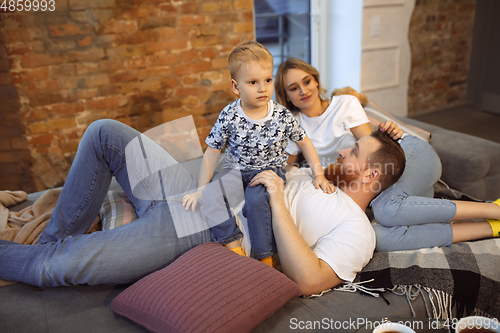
[0,120,212,287]
[371,135,456,251]
[201,168,286,259]
[200,168,245,246]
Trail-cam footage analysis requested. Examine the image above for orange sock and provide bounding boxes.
[259,256,275,268]
[230,246,246,256]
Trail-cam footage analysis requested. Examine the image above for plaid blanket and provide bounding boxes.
[354,238,500,320]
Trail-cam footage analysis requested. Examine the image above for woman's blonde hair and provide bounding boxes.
[228,41,273,80]
[275,57,328,111]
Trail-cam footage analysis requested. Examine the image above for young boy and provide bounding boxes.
[182,41,333,266]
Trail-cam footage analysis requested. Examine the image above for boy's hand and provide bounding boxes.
[182,191,202,212]
[379,121,403,140]
[314,174,335,194]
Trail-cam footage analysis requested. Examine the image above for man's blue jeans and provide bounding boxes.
[0,119,212,287]
[201,168,286,259]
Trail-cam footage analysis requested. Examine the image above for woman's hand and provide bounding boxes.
[248,170,285,205]
[314,174,335,194]
[182,191,202,212]
[379,121,403,140]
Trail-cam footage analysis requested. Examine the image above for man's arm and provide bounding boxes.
[249,170,343,295]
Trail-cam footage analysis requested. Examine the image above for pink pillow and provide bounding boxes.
[111,242,302,333]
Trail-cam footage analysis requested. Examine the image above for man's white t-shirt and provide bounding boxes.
[286,95,370,166]
[283,168,376,282]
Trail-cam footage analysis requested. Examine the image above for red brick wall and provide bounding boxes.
[407,0,476,116]
[0,0,255,192]
[0,29,35,192]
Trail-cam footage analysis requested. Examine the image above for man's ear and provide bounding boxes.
[370,169,380,182]
[362,168,380,184]
[231,79,240,95]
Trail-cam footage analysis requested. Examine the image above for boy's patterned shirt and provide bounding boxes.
[206,100,306,171]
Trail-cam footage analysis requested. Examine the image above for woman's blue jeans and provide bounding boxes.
[0,119,212,287]
[371,135,456,251]
[201,168,286,259]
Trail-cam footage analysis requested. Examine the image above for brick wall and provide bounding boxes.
[407,0,476,116]
[0,29,35,192]
[0,0,255,192]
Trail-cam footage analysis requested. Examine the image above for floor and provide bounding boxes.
[411,104,500,144]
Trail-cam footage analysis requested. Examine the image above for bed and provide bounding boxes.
[2,105,500,333]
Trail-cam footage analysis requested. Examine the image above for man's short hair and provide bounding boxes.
[228,41,273,79]
[368,130,406,193]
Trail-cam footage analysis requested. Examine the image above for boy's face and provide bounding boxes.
[231,62,274,112]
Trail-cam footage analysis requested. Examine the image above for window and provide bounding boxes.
[254,0,311,72]
[254,0,363,94]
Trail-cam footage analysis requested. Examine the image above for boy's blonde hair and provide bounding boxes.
[228,41,274,79]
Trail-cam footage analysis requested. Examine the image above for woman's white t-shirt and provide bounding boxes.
[283,168,376,282]
[286,95,370,166]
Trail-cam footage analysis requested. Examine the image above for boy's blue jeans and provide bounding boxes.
[0,119,212,287]
[201,168,286,259]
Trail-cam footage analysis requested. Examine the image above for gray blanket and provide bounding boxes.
[354,238,500,320]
